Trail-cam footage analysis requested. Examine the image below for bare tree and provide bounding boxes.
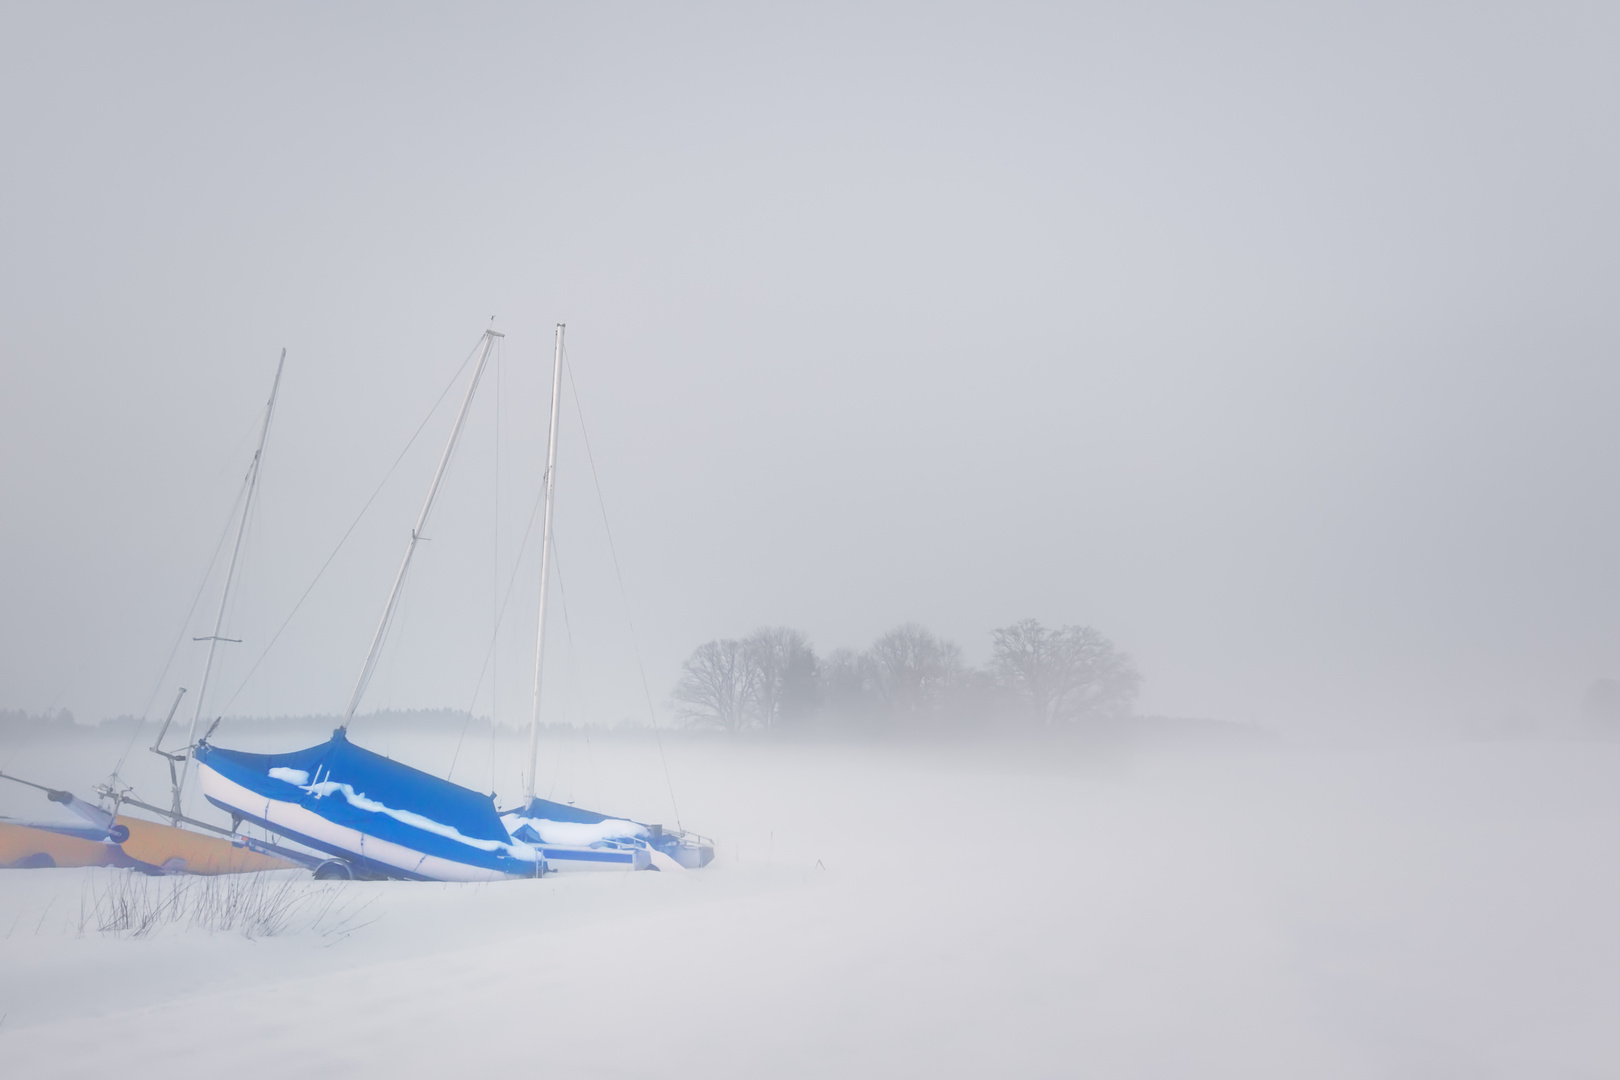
[817,647,875,723]
[672,638,758,732]
[676,620,1140,735]
[741,626,817,729]
[990,619,1141,724]
[867,623,965,721]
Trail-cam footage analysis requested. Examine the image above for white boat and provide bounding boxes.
[198,328,545,880]
[197,728,543,881]
[5,350,316,877]
[502,324,710,872]
[502,796,713,871]
[198,324,709,879]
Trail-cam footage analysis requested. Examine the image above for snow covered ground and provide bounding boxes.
[3,726,1620,1078]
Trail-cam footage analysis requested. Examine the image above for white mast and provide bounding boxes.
[342,329,502,729]
[525,324,564,800]
[174,349,286,811]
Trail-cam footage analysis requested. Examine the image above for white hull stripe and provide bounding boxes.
[538,845,649,871]
[198,763,526,882]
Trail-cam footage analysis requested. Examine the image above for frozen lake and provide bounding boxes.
[3,725,1619,1078]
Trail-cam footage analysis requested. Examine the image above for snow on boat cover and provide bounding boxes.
[504,797,714,871]
[195,730,545,881]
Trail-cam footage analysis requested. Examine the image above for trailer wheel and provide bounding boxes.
[313,858,355,880]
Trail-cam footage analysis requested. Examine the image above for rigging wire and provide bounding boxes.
[217,335,488,718]
[562,344,682,830]
[368,548,417,743]
[182,430,276,820]
[46,388,271,719]
[546,535,604,810]
[177,351,288,811]
[109,477,250,783]
[447,479,546,781]
[447,338,536,785]
[491,336,501,781]
[211,411,274,717]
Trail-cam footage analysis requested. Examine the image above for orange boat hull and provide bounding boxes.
[0,818,299,874]
[0,822,122,869]
[114,816,298,874]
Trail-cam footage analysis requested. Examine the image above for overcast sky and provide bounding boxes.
[1,2,1616,735]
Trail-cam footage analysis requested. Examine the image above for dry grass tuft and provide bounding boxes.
[78,870,378,941]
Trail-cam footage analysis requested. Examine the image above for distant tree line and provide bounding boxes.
[671,620,1142,735]
[0,708,82,740]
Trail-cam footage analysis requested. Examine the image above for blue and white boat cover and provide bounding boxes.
[503,797,714,871]
[195,730,544,881]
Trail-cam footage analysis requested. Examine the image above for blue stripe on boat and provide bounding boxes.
[196,730,534,878]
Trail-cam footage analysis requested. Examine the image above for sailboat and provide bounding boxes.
[501,797,713,871]
[3,350,305,875]
[497,324,711,872]
[195,323,709,879]
[195,328,545,881]
[1,770,147,870]
[0,765,301,874]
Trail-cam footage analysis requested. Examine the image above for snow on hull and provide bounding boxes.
[195,732,544,882]
[499,812,650,871]
[503,799,709,872]
[198,763,521,882]
[531,844,649,872]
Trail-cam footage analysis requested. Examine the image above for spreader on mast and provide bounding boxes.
[341,328,502,729]
[170,349,286,817]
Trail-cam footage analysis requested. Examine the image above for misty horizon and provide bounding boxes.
[3,4,1617,743]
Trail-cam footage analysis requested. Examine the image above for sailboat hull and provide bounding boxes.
[530,844,649,872]
[195,732,546,882]
[198,763,515,882]
[0,815,300,874]
[503,798,710,872]
[0,821,124,869]
[114,816,298,875]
